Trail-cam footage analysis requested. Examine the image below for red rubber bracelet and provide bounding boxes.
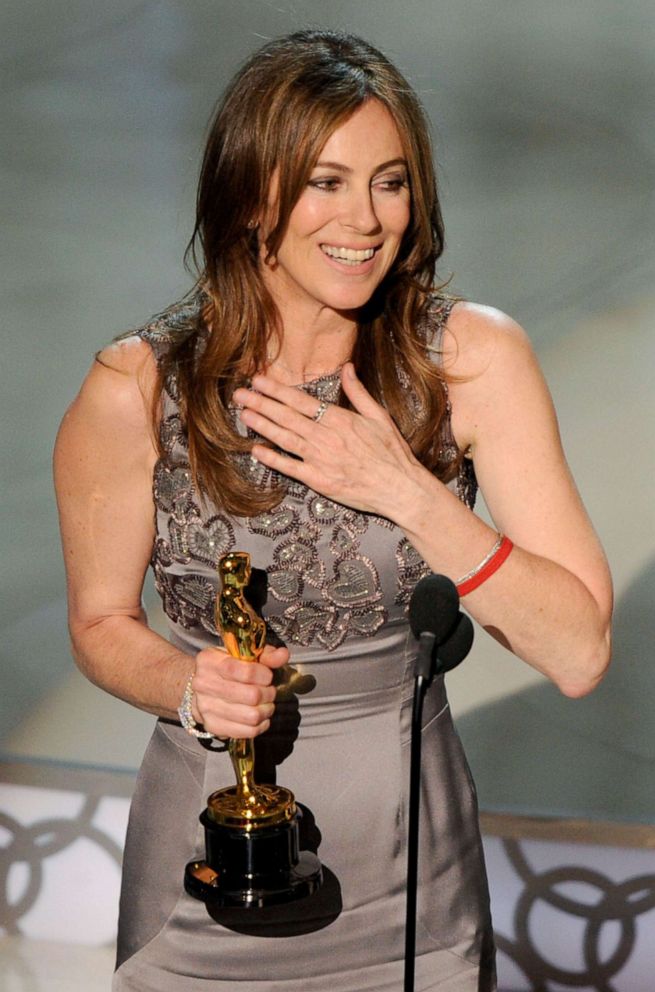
[456,536,514,597]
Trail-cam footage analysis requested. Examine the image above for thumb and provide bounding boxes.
[341,363,388,420]
[260,644,290,668]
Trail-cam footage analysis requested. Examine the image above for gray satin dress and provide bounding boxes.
[112,295,496,991]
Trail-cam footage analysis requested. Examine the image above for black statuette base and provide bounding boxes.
[184,808,323,908]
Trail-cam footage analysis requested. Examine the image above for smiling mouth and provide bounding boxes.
[320,244,378,266]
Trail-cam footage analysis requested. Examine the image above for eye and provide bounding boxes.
[374,176,408,193]
[308,177,341,192]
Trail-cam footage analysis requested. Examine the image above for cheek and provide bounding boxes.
[287,197,332,238]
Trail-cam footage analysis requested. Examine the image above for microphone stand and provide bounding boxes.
[404,633,435,992]
[404,596,473,992]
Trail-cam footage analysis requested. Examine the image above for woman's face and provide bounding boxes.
[261,100,411,318]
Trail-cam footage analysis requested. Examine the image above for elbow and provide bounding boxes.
[68,607,147,687]
[69,622,101,687]
[557,624,612,699]
[68,611,130,688]
[559,674,605,699]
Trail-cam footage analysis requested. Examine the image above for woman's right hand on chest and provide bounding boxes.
[192,644,290,739]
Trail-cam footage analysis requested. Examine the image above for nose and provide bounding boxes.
[340,186,382,235]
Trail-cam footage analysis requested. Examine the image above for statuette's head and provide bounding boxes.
[219,552,252,588]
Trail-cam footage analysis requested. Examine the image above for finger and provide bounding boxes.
[260,645,291,668]
[197,649,275,687]
[202,698,276,728]
[340,363,390,421]
[202,715,272,740]
[240,407,311,457]
[221,655,279,686]
[250,442,315,485]
[241,376,331,422]
[198,646,288,671]
[196,674,277,707]
[235,386,320,436]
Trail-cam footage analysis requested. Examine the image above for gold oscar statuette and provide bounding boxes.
[184,552,322,908]
[207,551,295,829]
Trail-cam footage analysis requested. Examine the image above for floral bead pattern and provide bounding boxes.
[251,491,390,651]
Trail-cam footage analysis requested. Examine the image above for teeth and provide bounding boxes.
[321,245,376,264]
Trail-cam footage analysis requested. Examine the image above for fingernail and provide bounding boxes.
[344,362,355,379]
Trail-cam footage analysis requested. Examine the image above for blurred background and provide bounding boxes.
[1,1,654,988]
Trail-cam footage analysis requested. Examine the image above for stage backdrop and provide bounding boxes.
[2,0,654,831]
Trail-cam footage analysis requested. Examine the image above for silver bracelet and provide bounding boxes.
[177,673,214,739]
[455,533,504,585]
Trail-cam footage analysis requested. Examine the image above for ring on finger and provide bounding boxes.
[312,400,329,423]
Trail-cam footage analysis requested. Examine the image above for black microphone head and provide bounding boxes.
[436,613,474,674]
[409,573,460,644]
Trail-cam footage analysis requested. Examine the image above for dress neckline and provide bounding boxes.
[292,367,343,390]
[249,366,343,399]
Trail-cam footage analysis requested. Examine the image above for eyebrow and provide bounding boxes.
[313,158,408,174]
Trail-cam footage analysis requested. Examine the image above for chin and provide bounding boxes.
[323,284,383,312]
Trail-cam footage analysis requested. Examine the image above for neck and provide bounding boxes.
[265,294,358,384]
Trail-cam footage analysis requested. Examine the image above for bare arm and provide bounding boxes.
[233,304,612,698]
[399,303,612,696]
[54,338,287,738]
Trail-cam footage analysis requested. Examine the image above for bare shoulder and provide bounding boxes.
[78,335,157,428]
[441,302,554,453]
[440,301,537,381]
[93,334,158,405]
[55,335,159,469]
[96,333,156,371]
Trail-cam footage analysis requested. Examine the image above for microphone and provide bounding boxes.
[408,573,459,644]
[409,574,473,681]
[435,612,474,674]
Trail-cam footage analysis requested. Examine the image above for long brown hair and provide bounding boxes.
[158,30,452,515]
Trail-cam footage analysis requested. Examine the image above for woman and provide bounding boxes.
[54,29,612,992]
